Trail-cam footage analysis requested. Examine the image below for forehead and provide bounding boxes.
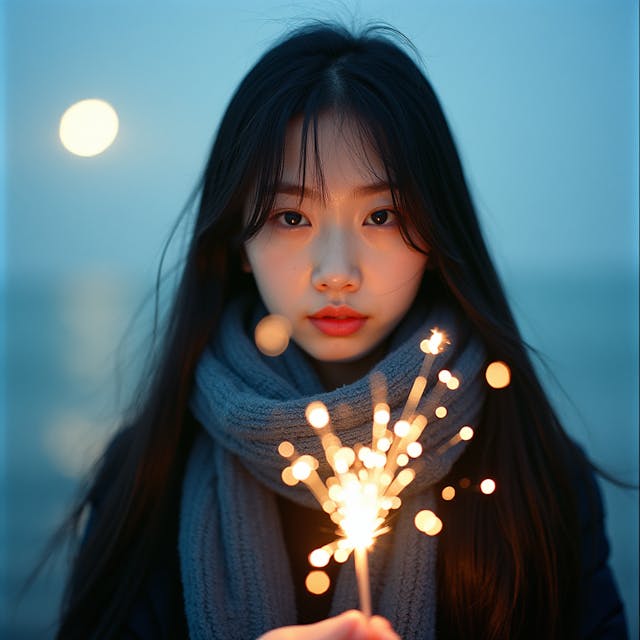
[281,113,386,191]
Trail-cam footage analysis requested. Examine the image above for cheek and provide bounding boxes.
[369,246,428,292]
[245,242,306,308]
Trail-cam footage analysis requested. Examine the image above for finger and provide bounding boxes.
[258,610,365,640]
[367,615,401,640]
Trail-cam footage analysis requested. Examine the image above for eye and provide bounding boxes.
[276,210,310,227]
[365,209,396,226]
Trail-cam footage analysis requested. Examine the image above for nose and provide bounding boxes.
[311,226,361,293]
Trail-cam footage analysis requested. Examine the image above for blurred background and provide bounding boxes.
[1,0,638,637]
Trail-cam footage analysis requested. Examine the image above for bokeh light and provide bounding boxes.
[254,314,292,356]
[435,406,447,418]
[309,548,331,568]
[305,401,330,428]
[441,485,456,501]
[414,509,443,535]
[480,478,496,494]
[485,361,511,389]
[305,570,331,595]
[59,98,119,157]
[459,426,474,441]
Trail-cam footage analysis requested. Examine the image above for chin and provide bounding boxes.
[305,341,387,365]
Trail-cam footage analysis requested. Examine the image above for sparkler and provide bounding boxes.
[277,328,481,616]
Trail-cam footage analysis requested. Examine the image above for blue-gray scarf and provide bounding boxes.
[180,297,486,640]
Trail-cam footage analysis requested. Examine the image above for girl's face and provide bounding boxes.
[244,114,428,386]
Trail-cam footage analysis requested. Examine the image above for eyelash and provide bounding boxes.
[272,208,398,228]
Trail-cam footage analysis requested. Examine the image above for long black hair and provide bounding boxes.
[56,22,588,639]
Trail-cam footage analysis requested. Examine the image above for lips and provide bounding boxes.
[308,305,368,337]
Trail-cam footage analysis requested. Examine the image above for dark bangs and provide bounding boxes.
[224,24,443,255]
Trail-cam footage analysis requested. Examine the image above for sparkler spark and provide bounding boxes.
[275,327,498,617]
[277,327,482,616]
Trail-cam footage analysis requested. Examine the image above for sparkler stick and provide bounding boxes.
[354,546,372,618]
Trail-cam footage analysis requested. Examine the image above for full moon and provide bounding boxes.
[59,98,119,157]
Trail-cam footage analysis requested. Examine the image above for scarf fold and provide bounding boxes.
[179,297,486,640]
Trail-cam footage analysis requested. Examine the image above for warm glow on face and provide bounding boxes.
[306,401,330,428]
[305,570,331,594]
[59,99,119,157]
[254,314,292,356]
[485,361,511,389]
[244,114,429,368]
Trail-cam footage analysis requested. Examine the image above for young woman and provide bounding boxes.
[55,23,627,640]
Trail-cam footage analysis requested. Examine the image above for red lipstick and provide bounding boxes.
[308,305,368,337]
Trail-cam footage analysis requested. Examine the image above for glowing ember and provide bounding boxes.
[406,441,423,458]
[414,509,443,536]
[480,478,496,494]
[441,485,456,501]
[292,459,312,481]
[396,453,409,467]
[485,361,511,389]
[306,401,330,428]
[446,376,460,390]
[281,467,297,486]
[459,426,474,441]
[278,441,294,458]
[309,547,332,568]
[373,403,391,424]
[420,328,446,355]
[305,570,331,595]
[393,420,411,437]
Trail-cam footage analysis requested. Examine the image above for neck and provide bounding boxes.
[307,341,389,390]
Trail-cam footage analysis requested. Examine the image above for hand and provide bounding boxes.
[257,610,400,640]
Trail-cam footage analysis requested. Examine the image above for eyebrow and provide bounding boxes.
[275,180,392,200]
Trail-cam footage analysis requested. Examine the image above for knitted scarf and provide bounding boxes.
[179,297,486,640]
